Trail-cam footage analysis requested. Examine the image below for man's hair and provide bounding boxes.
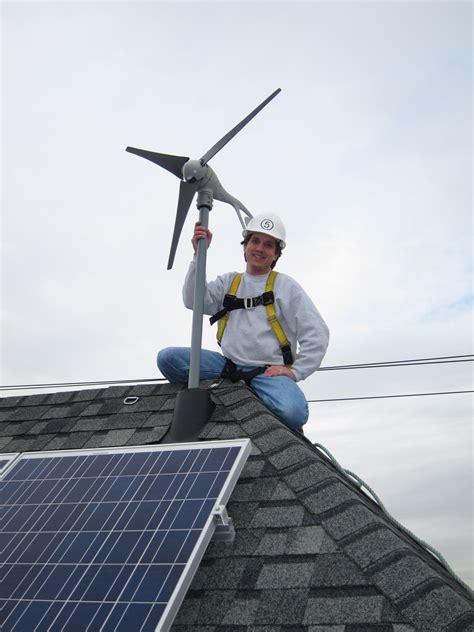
[241,233,282,269]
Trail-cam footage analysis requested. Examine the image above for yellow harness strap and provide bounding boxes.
[264,271,292,366]
[216,272,243,345]
[216,270,293,366]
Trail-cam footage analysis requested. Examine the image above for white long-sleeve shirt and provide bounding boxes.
[183,259,329,382]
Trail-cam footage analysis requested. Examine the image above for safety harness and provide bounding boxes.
[209,270,294,367]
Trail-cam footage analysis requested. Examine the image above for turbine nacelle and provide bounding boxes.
[182,159,208,184]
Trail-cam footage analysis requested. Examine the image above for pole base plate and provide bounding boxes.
[162,388,216,443]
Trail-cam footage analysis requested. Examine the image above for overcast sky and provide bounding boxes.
[1,1,472,588]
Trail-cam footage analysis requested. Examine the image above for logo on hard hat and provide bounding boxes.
[260,219,274,230]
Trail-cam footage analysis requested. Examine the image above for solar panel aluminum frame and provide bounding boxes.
[0,453,19,475]
[1,439,251,632]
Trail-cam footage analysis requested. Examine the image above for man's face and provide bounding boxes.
[244,232,278,274]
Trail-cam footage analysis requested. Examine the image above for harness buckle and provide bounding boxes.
[261,291,274,306]
[243,297,253,309]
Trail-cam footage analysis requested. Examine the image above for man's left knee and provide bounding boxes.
[267,383,308,429]
[279,398,308,429]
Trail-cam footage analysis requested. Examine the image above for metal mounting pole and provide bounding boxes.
[163,188,216,444]
[188,189,213,388]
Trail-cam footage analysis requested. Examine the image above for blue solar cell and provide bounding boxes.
[0,439,250,631]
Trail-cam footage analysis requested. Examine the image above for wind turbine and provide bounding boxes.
[126,89,281,441]
[126,88,280,269]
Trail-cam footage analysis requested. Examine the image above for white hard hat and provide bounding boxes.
[242,213,286,249]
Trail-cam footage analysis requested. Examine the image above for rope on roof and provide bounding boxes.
[312,442,474,597]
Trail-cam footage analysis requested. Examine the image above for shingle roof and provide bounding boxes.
[1,380,473,631]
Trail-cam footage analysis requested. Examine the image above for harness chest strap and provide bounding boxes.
[212,271,294,366]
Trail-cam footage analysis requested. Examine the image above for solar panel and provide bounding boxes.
[0,439,251,631]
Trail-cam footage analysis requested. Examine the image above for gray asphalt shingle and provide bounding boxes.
[310,554,369,587]
[286,526,326,555]
[250,504,306,529]
[256,561,315,589]
[303,594,386,625]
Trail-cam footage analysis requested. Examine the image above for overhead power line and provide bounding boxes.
[0,354,472,394]
[307,389,473,403]
[316,354,474,371]
[0,378,166,392]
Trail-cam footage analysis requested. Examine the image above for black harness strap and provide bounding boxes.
[209,291,275,326]
[220,358,268,385]
[280,344,294,366]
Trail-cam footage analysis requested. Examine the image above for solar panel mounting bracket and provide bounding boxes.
[212,504,235,543]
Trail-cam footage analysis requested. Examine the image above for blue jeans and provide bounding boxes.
[157,347,308,430]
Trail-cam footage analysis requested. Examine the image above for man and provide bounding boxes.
[158,213,329,431]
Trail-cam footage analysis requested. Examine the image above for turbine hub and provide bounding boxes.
[182,159,207,183]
